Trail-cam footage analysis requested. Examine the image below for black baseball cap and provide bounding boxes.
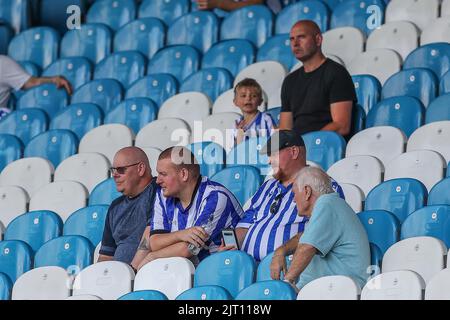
[260,130,305,156]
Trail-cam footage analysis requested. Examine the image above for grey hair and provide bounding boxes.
[295,166,334,196]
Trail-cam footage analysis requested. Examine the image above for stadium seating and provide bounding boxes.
[125,74,178,108]
[86,0,136,32]
[421,18,450,45]
[276,0,329,34]
[16,83,69,117]
[425,94,450,124]
[365,178,427,223]
[0,240,33,283]
[297,275,361,300]
[0,22,13,56]
[134,257,195,300]
[428,177,450,206]
[89,178,122,206]
[256,252,293,282]
[136,119,191,151]
[38,0,87,35]
[385,0,439,32]
[339,183,364,213]
[0,272,11,300]
[138,0,189,26]
[425,268,450,300]
[226,136,270,173]
[17,61,40,77]
[72,261,134,300]
[72,79,123,114]
[187,141,225,178]
[42,57,92,90]
[441,70,450,95]
[4,210,62,252]
[119,290,168,300]
[194,113,241,151]
[370,242,383,269]
[302,131,346,171]
[443,0,450,17]
[180,68,233,103]
[0,0,31,34]
[0,134,22,172]
[141,147,160,175]
[322,27,364,68]
[175,285,232,300]
[256,34,297,71]
[407,121,450,164]
[236,280,297,300]
[0,186,28,229]
[403,43,450,81]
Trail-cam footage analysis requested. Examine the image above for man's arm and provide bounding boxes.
[149,227,208,252]
[270,233,301,280]
[97,254,114,263]
[137,242,192,270]
[320,101,353,136]
[22,75,73,95]
[130,226,151,269]
[197,0,263,11]
[278,112,293,130]
[283,243,317,283]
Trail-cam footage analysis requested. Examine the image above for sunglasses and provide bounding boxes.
[269,191,284,214]
[109,162,141,175]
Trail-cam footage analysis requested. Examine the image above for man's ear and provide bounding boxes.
[291,146,300,160]
[180,167,189,182]
[315,33,323,47]
[305,185,312,201]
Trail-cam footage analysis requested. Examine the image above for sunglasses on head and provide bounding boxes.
[109,162,141,175]
[269,191,284,214]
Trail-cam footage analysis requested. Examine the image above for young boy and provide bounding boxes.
[233,78,276,145]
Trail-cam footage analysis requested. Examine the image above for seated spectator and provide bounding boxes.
[133,146,244,270]
[98,147,158,266]
[233,78,276,146]
[196,0,281,14]
[219,130,343,262]
[271,166,370,290]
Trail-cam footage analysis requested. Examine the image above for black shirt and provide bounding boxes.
[281,58,357,136]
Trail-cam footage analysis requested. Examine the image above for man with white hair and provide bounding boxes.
[270,166,370,290]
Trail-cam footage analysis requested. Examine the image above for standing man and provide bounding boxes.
[196,0,281,14]
[279,20,356,137]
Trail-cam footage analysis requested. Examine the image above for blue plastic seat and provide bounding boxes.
[365,178,427,223]
[366,96,424,137]
[257,34,297,71]
[4,210,63,252]
[0,23,13,55]
[167,11,218,54]
[0,134,22,171]
[180,67,233,102]
[0,108,48,145]
[194,251,256,298]
[440,70,450,95]
[426,93,450,124]
[351,103,366,136]
[275,0,329,34]
[0,240,32,283]
[18,61,40,77]
[0,272,12,300]
[265,107,281,126]
[235,280,297,300]
[428,177,450,206]
[220,5,273,48]
[401,205,450,248]
[94,51,147,89]
[352,75,382,115]
[60,23,112,64]
[322,0,348,9]
[86,0,136,31]
[34,235,93,273]
[24,129,78,168]
[302,131,346,171]
[186,141,225,178]
[403,43,450,79]
[203,39,255,77]
[63,205,109,247]
[8,26,59,69]
[114,18,165,60]
[148,45,200,83]
[256,251,293,282]
[226,136,270,174]
[382,68,438,108]
[39,0,87,34]
[16,83,69,117]
[357,210,400,255]
[89,178,122,206]
[330,0,385,36]
[125,74,178,108]
[42,57,92,90]
[72,79,124,114]
[0,0,31,33]
[176,285,232,300]
[104,98,158,135]
[138,0,190,26]
[118,290,169,300]
[370,242,383,269]
[50,103,103,141]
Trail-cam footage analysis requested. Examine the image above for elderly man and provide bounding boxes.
[98,147,157,266]
[271,166,370,290]
[279,20,356,137]
[220,130,343,262]
[133,146,244,270]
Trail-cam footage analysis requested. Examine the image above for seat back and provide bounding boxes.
[351,75,381,115]
[86,0,136,31]
[256,34,297,71]
[322,27,364,67]
[125,74,178,108]
[135,118,191,150]
[302,131,346,171]
[385,0,439,31]
[0,240,33,283]
[0,0,31,33]
[16,83,69,117]
[175,285,232,300]
[186,141,225,178]
[226,136,270,174]
[180,68,232,103]
[72,79,123,114]
[276,0,329,34]
[89,178,122,206]
[42,57,92,90]
[0,109,48,145]
[119,290,168,300]
[256,252,293,282]
[138,0,189,25]
[426,94,450,123]
[403,42,450,79]
[425,268,450,300]
[0,134,22,171]
[339,183,364,213]
[297,275,361,300]
[407,121,450,164]
[0,272,12,300]
[236,280,296,300]
[0,186,28,229]
[428,177,450,206]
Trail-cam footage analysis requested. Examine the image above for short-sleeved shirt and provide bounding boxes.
[213,0,282,17]
[233,111,275,142]
[281,58,357,136]
[237,178,344,261]
[298,193,371,289]
[0,55,31,108]
[150,176,244,258]
[99,179,157,264]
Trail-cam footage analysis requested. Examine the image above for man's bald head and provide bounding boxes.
[291,20,322,37]
[115,146,150,169]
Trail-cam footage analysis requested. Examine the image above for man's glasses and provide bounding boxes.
[109,162,141,175]
[270,191,284,214]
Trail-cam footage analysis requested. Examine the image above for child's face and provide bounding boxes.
[233,87,262,114]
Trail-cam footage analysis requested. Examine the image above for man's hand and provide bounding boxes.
[177,226,209,248]
[197,0,220,10]
[50,75,73,95]
[270,253,287,280]
[137,252,157,271]
[217,239,237,252]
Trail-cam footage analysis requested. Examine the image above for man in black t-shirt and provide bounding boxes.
[279,20,356,138]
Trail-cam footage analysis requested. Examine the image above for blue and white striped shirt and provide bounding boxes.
[151,176,244,256]
[233,111,276,142]
[237,178,344,261]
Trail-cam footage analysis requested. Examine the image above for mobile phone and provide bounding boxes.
[221,229,240,250]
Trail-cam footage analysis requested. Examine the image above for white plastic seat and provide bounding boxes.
[135,118,191,151]
[0,186,28,228]
[212,89,266,114]
[140,147,161,176]
[157,92,211,132]
[384,150,446,192]
[366,21,419,61]
[79,124,134,164]
[72,261,135,300]
[66,294,102,300]
[425,268,450,300]
[93,242,101,264]
[347,49,402,86]
[346,126,406,168]
[0,157,53,197]
[361,270,425,300]
[407,121,450,163]
[385,0,439,32]
[322,27,365,67]
[339,183,364,213]
[29,181,88,222]
[134,257,195,300]
[233,61,287,108]
[327,155,383,198]
[54,153,110,193]
[382,236,447,284]
[297,275,361,300]
[12,266,71,300]
[420,18,450,45]
[443,0,450,18]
